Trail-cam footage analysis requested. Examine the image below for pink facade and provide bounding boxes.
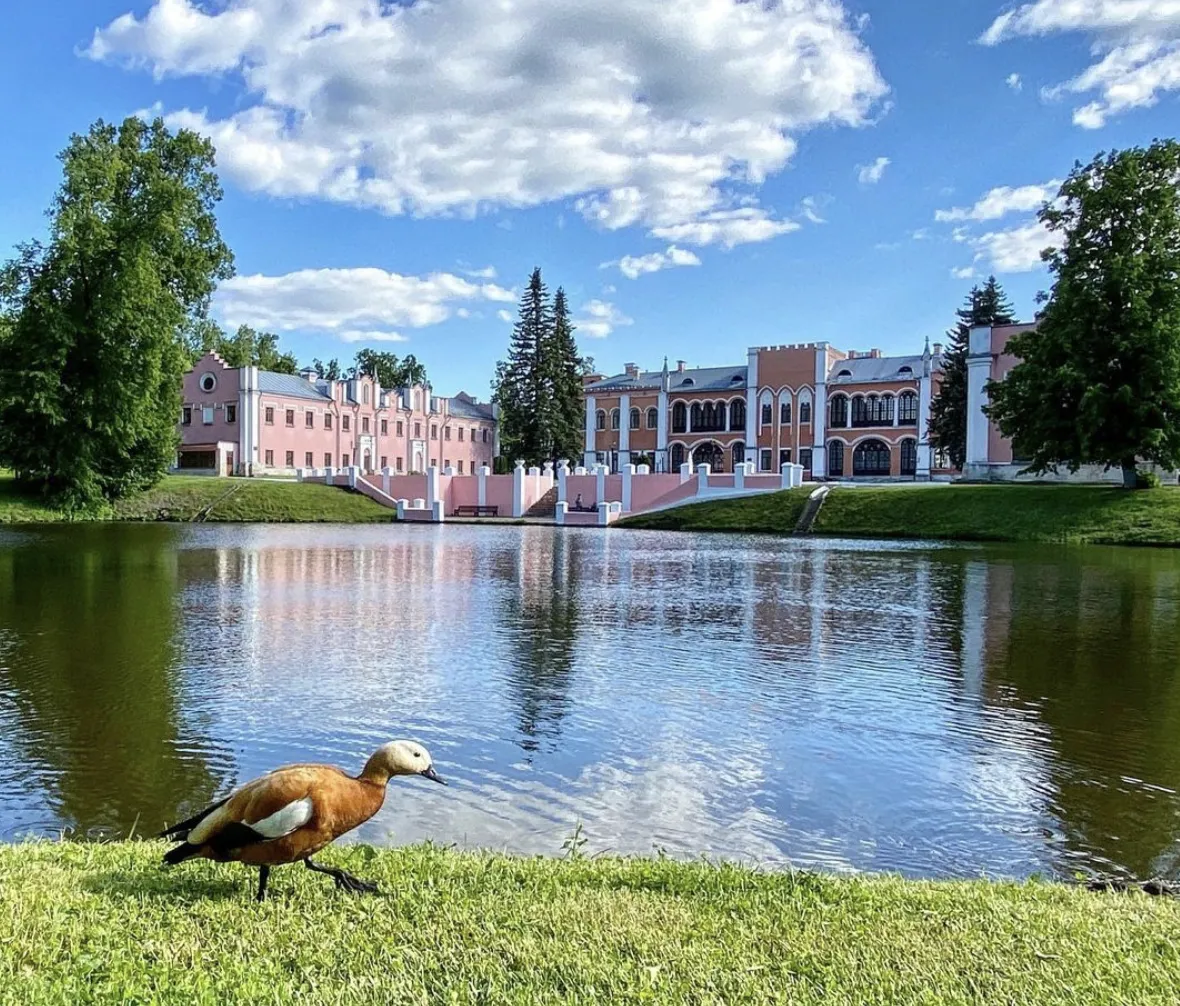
[178,353,498,477]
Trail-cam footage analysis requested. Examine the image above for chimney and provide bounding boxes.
[624,362,639,379]
[932,342,943,355]
[846,350,858,359]
[869,349,882,359]
[299,366,318,382]
[676,360,686,372]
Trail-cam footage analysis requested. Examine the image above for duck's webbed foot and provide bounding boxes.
[304,857,380,895]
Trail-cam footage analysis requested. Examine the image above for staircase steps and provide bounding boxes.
[526,486,559,518]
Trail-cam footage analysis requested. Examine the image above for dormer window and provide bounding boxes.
[898,366,913,376]
[836,369,852,379]
[730,375,743,384]
[680,378,694,387]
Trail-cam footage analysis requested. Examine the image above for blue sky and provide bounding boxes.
[3,1,1178,396]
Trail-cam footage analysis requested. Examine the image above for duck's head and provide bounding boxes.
[363,740,446,786]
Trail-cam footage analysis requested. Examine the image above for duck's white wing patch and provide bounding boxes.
[250,797,314,839]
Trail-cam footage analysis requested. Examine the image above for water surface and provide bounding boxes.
[2,522,1179,881]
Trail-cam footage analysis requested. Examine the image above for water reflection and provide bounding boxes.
[2,523,1180,880]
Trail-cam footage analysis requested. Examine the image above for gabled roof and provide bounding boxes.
[586,365,748,393]
[827,355,929,385]
[447,396,495,420]
[257,371,332,401]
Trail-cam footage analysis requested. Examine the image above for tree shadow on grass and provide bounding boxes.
[82,868,246,903]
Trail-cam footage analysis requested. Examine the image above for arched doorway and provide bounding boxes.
[853,439,891,477]
[900,439,917,477]
[827,440,845,478]
[362,449,372,472]
[731,442,746,471]
[692,442,723,472]
[670,443,686,470]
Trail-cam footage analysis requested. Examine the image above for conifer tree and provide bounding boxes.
[494,268,547,463]
[544,288,586,465]
[929,276,1016,469]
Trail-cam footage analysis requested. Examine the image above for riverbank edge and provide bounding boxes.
[2,841,1179,1004]
[618,484,1180,548]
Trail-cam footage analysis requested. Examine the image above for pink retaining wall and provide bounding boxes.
[604,474,623,503]
[386,474,429,502]
[563,511,600,526]
[629,474,684,512]
[484,477,515,514]
[449,477,480,511]
[565,475,599,505]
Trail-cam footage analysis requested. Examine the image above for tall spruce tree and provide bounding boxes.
[0,117,233,508]
[544,288,586,466]
[494,268,548,464]
[928,276,1016,469]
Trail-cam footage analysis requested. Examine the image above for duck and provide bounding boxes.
[159,740,446,901]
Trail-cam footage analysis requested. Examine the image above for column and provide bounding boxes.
[557,461,569,503]
[811,347,828,478]
[478,465,489,506]
[622,464,634,512]
[595,463,606,505]
[745,348,759,465]
[917,373,933,479]
[618,393,631,466]
[512,461,525,517]
[966,327,992,469]
[656,388,669,469]
[584,395,597,469]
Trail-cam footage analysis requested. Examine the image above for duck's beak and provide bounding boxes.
[421,766,447,786]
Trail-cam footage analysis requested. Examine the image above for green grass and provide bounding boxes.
[0,473,393,525]
[622,484,1180,547]
[618,487,813,533]
[1,843,1178,1004]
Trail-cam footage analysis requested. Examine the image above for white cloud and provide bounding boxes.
[1006,72,1023,91]
[973,220,1063,273]
[606,245,702,280]
[951,266,976,280]
[857,156,890,184]
[497,309,513,324]
[910,228,930,241]
[798,195,827,224]
[935,180,1060,222]
[214,267,515,337]
[981,1,1180,128]
[575,300,633,338]
[87,0,887,248]
[459,265,498,280]
[337,330,408,344]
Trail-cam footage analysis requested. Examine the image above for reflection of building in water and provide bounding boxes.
[961,552,1180,879]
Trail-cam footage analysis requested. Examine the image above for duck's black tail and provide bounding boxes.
[163,842,200,866]
[159,796,229,841]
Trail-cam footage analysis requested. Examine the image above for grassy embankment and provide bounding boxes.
[620,484,1180,547]
[0,472,392,524]
[1,842,1178,1004]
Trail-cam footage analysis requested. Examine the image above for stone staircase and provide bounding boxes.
[525,487,558,519]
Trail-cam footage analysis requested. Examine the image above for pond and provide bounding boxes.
[2,522,1179,882]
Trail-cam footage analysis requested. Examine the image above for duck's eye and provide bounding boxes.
[414,752,421,759]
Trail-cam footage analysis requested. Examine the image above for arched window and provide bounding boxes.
[853,439,892,476]
[830,395,848,428]
[629,407,641,430]
[800,400,812,424]
[836,369,852,379]
[851,395,869,426]
[610,409,621,430]
[730,399,746,431]
[780,397,792,425]
[716,402,727,431]
[670,443,686,469]
[672,402,687,434]
[898,365,913,376]
[898,392,918,424]
[732,442,746,470]
[828,440,845,477]
[596,409,606,431]
[363,384,370,404]
[900,439,917,476]
[647,407,659,429]
[690,403,703,430]
[692,442,722,471]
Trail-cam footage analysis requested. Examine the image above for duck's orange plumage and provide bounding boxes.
[160,740,445,900]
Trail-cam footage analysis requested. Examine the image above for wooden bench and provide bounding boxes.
[569,502,597,513]
[454,505,499,517]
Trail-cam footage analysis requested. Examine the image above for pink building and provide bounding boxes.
[177,353,499,477]
[583,341,955,481]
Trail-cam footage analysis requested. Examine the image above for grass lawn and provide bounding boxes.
[621,484,1180,547]
[0,472,393,524]
[1,843,1178,1005]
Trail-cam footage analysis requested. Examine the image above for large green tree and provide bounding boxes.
[351,348,428,389]
[987,141,1180,488]
[494,268,548,464]
[929,276,1016,469]
[0,117,233,508]
[542,287,586,466]
[192,321,297,374]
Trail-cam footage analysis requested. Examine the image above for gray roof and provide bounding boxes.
[447,396,495,420]
[587,365,748,393]
[827,355,927,385]
[258,371,332,401]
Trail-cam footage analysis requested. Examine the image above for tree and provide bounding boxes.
[987,141,1180,488]
[928,276,1016,469]
[193,322,297,374]
[0,117,233,508]
[493,268,548,463]
[312,358,341,381]
[543,288,586,465]
[351,349,428,389]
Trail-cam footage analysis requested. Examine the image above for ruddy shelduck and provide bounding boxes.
[160,740,446,901]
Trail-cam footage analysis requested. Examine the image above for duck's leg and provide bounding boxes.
[303,857,379,894]
[256,865,271,902]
